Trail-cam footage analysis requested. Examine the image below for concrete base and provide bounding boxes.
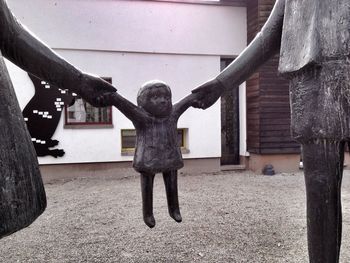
[247,153,301,174]
[247,153,350,174]
[39,154,350,182]
[39,158,221,183]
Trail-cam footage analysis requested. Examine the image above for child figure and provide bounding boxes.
[105,80,198,228]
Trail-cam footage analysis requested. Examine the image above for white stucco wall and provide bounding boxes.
[6,0,247,164]
[7,0,246,56]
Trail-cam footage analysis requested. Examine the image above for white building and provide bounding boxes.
[6,0,247,179]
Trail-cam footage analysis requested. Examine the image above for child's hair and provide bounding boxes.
[137,80,171,107]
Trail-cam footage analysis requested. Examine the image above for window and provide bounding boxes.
[64,77,113,127]
[177,129,186,149]
[121,128,189,155]
[121,129,137,151]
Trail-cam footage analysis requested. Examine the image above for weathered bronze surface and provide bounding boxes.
[193,1,349,262]
[107,80,197,227]
[0,0,115,239]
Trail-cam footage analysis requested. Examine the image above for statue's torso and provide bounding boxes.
[133,112,183,174]
[279,0,350,74]
[0,49,46,238]
[278,0,350,141]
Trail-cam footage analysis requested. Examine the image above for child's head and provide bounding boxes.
[137,80,172,117]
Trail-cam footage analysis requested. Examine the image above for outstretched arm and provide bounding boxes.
[173,93,198,118]
[103,92,148,124]
[0,0,115,106]
[192,0,286,109]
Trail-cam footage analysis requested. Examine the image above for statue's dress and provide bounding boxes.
[0,12,46,239]
[133,110,184,174]
[279,0,350,142]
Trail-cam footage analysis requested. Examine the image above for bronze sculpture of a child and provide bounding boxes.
[102,80,198,228]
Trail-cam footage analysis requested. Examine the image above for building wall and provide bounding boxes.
[6,0,248,165]
[7,0,246,56]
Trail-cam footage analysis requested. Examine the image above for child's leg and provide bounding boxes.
[302,140,344,263]
[140,172,156,228]
[163,170,182,223]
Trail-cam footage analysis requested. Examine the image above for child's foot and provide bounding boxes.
[143,215,156,228]
[170,210,182,223]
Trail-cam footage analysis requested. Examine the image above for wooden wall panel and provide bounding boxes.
[246,0,300,154]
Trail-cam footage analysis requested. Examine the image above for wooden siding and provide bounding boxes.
[246,0,300,154]
[155,0,247,7]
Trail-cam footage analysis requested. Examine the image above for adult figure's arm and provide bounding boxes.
[192,0,285,109]
[0,0,116,106]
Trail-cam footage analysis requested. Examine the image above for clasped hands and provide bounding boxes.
[191,78,225,109]
[74,73,117,107]
[90,77,225,110]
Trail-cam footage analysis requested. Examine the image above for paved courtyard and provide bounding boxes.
[2,170,350,262]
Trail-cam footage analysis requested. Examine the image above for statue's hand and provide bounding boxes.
[95,91,118,107]
[77,73,117,107]
[191,78,224,109]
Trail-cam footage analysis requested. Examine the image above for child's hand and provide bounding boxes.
[191,78,224,109]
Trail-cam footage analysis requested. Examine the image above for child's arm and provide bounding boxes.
[103,92,148,124]
[173,93,199,118]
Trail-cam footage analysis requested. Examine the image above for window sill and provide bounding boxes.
[121,149,135,156]
[181,148,190,154]
[64,124,114,129]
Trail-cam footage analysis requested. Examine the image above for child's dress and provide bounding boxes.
[133,110,184,174]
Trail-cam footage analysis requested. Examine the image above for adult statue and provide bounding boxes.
[0,0,115,239]
[193,0,349,262]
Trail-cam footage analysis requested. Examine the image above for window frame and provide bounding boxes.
[121,128,189,156]
[121,129,137,153]
[64,77,113,128]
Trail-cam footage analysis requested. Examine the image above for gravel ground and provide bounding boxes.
[2,170,350,263]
